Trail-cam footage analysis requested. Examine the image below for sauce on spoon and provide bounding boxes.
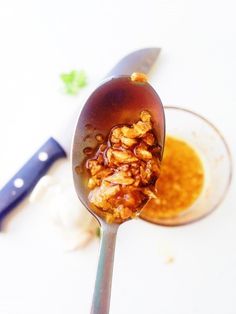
[84,111,161,223]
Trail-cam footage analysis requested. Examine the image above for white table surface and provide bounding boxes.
[0,0,236,313]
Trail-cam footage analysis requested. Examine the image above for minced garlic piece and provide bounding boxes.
[131,72,148,83]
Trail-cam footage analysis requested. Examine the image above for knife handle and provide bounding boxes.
[0,137,66,223]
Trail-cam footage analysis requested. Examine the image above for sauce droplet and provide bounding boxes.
[83,147,93,156]
[83,134,92,141]
[85,124,93,130]
[75,165,83,174]
[95,134,104,143]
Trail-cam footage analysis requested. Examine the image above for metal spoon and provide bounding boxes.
[72,75,165,314]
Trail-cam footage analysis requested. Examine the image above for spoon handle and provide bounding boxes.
[91,223,119,314]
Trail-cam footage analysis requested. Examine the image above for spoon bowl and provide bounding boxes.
[72,75,165,314]
[72,75,165,220]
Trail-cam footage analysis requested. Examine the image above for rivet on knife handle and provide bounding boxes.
[0,137,66,224]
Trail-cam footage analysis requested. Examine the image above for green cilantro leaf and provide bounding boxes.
[60,70,87,95]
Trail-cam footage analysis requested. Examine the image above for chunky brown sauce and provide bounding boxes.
[85,111,161,223]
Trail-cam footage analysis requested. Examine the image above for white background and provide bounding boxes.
[0,0,236,313]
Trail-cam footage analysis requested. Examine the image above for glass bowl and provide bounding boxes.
[140,106,233,226]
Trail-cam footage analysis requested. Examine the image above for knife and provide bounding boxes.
[0,47,161,223]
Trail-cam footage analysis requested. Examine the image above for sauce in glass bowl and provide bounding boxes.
[140,135,204,221]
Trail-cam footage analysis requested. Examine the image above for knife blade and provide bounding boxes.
[0,47,161,224]
[106,47,160,78]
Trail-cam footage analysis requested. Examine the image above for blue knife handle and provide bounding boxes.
[0,137,66,223]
